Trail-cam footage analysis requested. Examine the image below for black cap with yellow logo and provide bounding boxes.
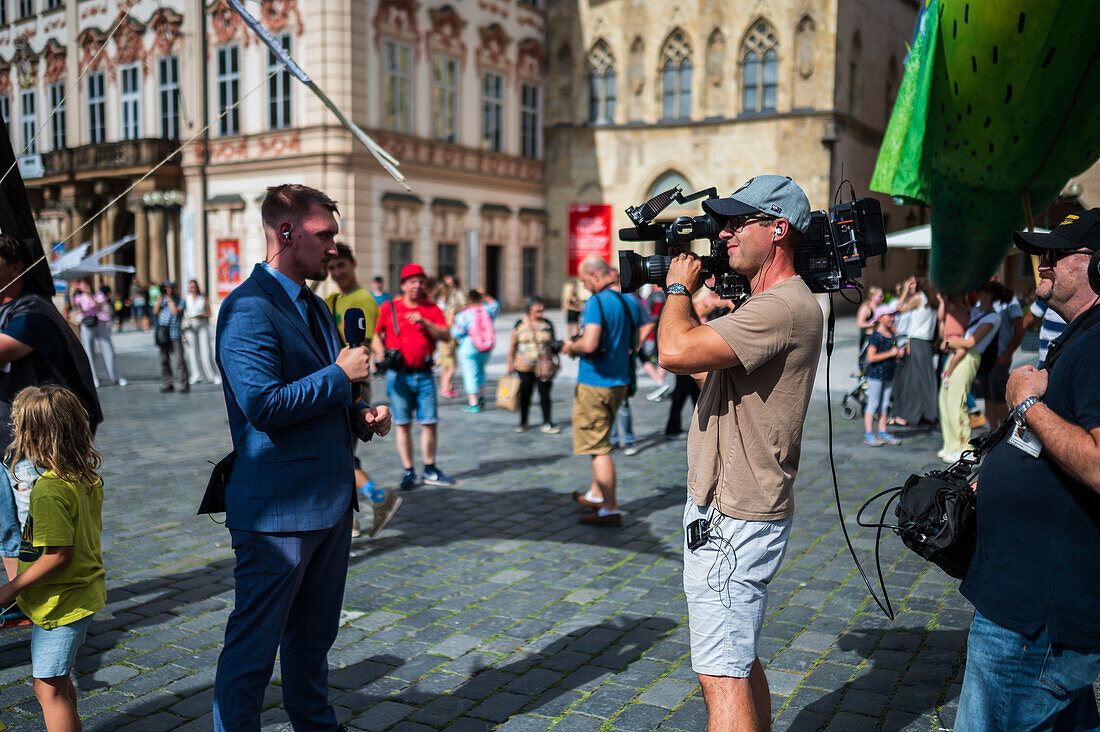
[1013,208,1100,254]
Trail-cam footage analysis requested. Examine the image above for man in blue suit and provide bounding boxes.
[213,184,390,731]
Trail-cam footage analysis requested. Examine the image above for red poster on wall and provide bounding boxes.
[567,204,612,276]
[217,239,242,297]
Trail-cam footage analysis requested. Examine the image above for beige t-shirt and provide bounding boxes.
[686,276,823,520]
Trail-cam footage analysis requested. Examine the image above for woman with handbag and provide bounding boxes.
[71,280,126,388]
[154,281,190,393]
[507,296,560,433]
[183,279,221,385]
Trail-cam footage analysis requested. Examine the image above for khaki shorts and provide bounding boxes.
[437,340,457,368]
[572,383,628,455]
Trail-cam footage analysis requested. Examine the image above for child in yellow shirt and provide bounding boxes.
[0,385,105,731]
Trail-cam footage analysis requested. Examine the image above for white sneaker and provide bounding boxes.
[213,377,223,386]
[646,381,674,402]
[941,450,963,464]
[117,378,128,387]
[623,445,640,456]
[189,377,201,385]
[92,377,100,388]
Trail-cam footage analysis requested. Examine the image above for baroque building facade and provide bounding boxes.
[544,0,925,299]
[2,0,547,307]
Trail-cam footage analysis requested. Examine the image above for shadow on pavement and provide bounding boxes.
[328,614,680,727]
[783,627,967,731]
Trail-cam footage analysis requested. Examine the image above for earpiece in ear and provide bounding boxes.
[283,229,291,241]
[775,226,782,237]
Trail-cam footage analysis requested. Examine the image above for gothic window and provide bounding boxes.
[587,40,616,125]
[660,30,691,121]
[383,39,413,134]
[741,20,778,113]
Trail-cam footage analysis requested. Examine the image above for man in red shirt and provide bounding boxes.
[373,264,456,490]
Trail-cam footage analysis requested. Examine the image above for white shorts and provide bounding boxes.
[682,498,792,677]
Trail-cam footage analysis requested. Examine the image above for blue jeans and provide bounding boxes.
[386,370,438,425]
[956,610,1100,732]
[456,340,491,397]
[611,397,635,447]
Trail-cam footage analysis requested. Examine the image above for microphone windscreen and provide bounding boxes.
[343,307,366,346]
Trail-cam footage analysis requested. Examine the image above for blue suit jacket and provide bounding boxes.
[215,264,365,532]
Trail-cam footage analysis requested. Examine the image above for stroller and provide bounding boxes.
[841,340,870,420]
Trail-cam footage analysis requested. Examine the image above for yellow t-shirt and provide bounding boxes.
[324,287,381,347]
[17,471,106,629]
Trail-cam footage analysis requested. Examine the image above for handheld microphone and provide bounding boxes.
[343,307,367,401]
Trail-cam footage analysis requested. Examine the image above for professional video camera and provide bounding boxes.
[618,184,888,300]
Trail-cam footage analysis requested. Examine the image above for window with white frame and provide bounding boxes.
[217,45,240,136]
[87,70,106,143]
[18,0,33,19]
[267,33,292,130]
[482,72,503,152]
[49,81,65,150]
[520,82,540,159]
[660,30,692,121]
[158,56,180,138]
[20,89,35,153]
[119,63,141,139]
[431,55,458,143]
[587,41,616,125]
[741,20,779,113]
[383,40,412,133]
[44,0,61,9]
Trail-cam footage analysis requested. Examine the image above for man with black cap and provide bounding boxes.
[657,175,823,731]
[955,209,1100,732]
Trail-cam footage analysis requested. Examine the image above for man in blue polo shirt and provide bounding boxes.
[957,209,1100,731]
[562,255,647,526]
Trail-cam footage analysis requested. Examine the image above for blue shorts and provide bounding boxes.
[31,614,93,679]
[386,370,438,425]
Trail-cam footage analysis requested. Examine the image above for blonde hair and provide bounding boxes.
[6,385,102,488]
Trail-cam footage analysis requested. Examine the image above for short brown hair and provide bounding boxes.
[331,242,355,264]
[0,233,29,268]
[261,184,339,230]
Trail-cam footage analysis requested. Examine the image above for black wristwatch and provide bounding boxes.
[666,283,691,296]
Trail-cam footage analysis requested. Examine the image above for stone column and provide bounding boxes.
[133,203,150,285]
[149,207,167,285]
[166,209,180,284]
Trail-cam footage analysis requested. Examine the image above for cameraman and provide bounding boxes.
[657,176,823,731]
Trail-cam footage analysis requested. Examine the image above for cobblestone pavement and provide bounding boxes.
[0,313,1033,731]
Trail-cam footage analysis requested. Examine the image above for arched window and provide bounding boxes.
[647,170,692,200]
[741,19,778,113]
[660,29,692,121]
[587,40,616,124]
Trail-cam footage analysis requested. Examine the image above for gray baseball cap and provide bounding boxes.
[702,175,811,233]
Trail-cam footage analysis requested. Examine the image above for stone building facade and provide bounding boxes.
[544,0,924,300]
[2,0,548,307]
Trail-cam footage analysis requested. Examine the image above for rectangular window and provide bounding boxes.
[267,33,292,130]
[431,55,458,143]
[119,63,141,140]
[437,242,458,278]
[49,81,65,150]
[520,83,540,159]
[158,56,180,138]
[388,240,412,296]
[217,45,240,136]
[20,89,35,153]
[482,72,503,152]
[0,2,7,24]
[87,71,106,144]
[522,247,538,298]
[383,40,412,133]
[44,0,61,8]
[18,0,32,19]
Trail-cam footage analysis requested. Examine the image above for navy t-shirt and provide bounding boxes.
[865,331,896,381]
[961,318,1100,648]
[4,312,65,364]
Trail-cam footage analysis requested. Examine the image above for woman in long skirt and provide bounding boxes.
[891,277,940,425]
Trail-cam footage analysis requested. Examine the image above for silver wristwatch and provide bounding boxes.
[1013,396,1041,425]
[666,283,691,296]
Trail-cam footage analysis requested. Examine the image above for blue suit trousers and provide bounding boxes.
[213,510,352,731]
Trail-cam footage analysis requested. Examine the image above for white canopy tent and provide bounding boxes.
[886,224,1049,250]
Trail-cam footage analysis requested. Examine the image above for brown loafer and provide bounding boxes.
[579,511,622,526]
[572,490,603,508]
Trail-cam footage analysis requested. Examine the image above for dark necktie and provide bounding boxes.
[299,286,327,354]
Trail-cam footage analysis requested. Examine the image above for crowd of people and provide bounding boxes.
[0,181,1097,732]
[851,272,1055,463]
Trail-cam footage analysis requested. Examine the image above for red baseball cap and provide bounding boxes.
[400,263,426,281]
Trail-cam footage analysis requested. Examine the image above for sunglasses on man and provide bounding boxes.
[1038,248,1093,266]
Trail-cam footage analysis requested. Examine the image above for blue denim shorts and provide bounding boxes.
[386,370,438,425]
[31,614,93,679]
[682,499,792,677]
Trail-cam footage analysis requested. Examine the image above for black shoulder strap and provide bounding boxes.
[613,291,636,349]
[389,299,400,336]
[1042,303,1100,372]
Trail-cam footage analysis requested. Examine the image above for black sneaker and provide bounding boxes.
[399,469,418,491]
[422,466,455,487]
